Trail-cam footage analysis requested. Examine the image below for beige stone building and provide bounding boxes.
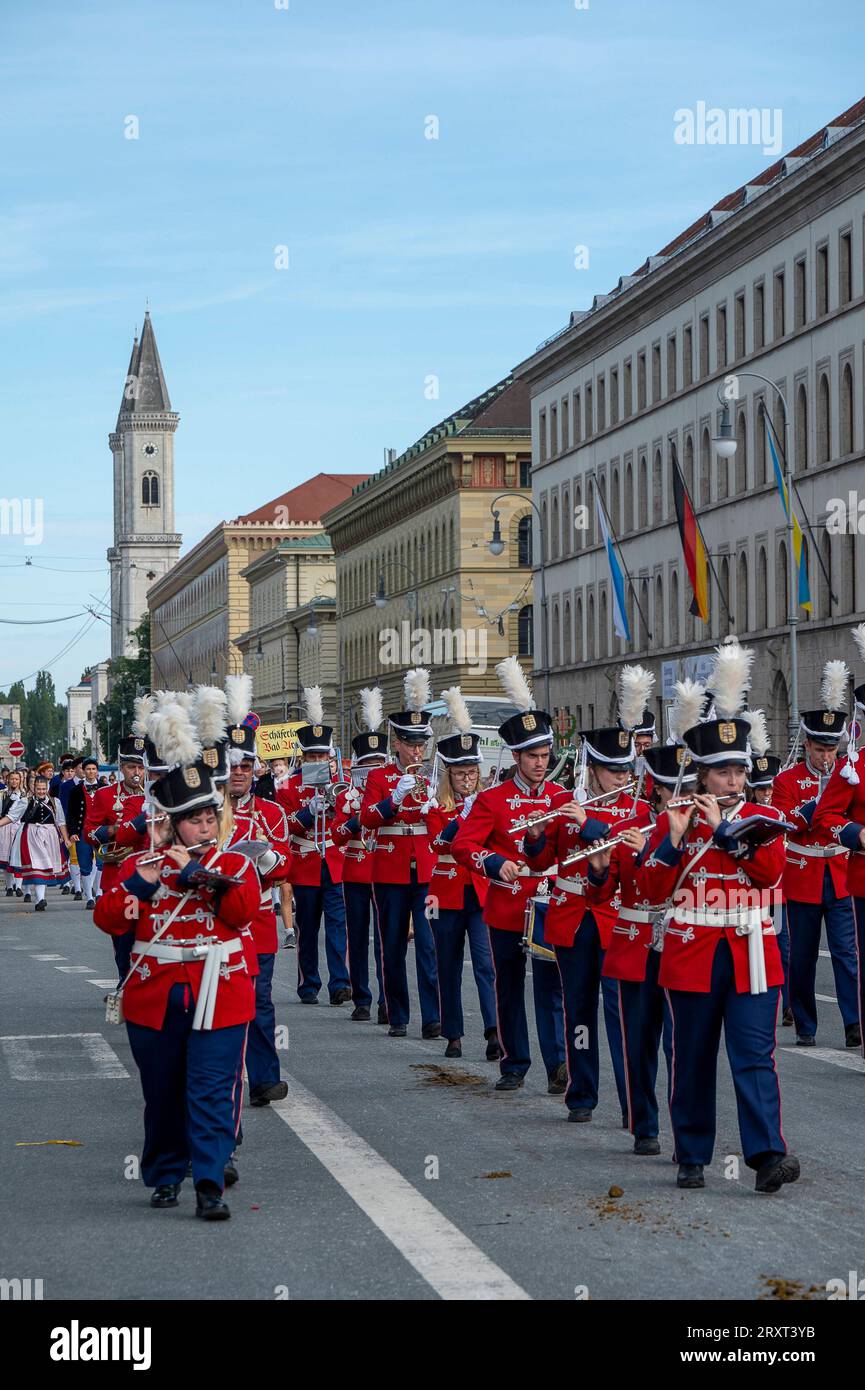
[321,377,534,731]
[514,97,865,749]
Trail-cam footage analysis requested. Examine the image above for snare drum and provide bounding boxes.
[522,895,556,963]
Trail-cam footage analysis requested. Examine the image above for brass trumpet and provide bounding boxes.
[404,761,434,803]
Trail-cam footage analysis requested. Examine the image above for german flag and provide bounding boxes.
[671,446,709,622]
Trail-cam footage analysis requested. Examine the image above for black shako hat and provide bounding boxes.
[117,735,146,763]
[150,760,222,817]
[799,708,847,743]
[498,709,554,751]
[632,708,656,737]
[642,744,696,787]
[747,753,783,787]
[296,723,333,754]
[388,709,432,740]
[351,731,386,762]
[225,724,257,760]
[683,717,751,766]
[581,725,635,767]
[142,736,170,776]
[437,731,482,765]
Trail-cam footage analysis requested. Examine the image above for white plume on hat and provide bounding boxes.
[441,686,473,735]
[152,699,202,769]
[820,660,849,713]
[617,665,655,732]
[743,708,770,757]
[359,686,383,732]
[303,685,324,726]
[851,623,865,671]
[668,679,707,744]
[132,694,154,740]
[193,685,228,746]
[496,655,535,713]
[404,668,431,712]
[708,639,754,719]
[225,673,253,727]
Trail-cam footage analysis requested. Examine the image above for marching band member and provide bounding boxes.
[331,687,388,1022]
[359,669,441,1040]
[94,705,259,1221]
[523,665,653,1123]
[772,661,860,1049]
[451,657,558,1090]
[425,687,499,1061]
[65,756,103,908]
[84,735,149,978]
[811,624,865,1055]
[0,768,26,897]
[221,674,292,1107]
[5,772,71,908]
[640,640,799,1194]
[276,687,351,1006]
[743,714,790,1024]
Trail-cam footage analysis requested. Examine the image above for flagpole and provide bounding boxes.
[762,404,836,608]
[595,485,651,641]
[670,441,733,629]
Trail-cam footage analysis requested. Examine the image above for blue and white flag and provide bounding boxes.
[596,497,630,641]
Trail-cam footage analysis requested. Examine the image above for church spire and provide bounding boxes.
[117,309,172,419]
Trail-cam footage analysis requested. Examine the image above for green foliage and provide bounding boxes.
[94,614,152,761]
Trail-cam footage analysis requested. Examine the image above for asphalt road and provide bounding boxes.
[1,889,863,1302]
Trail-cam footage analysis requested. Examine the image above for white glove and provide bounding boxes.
[392,774,416,807]
[460,793,477,819]
[307,793,326,814]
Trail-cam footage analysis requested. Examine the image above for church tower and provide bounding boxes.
[108,311,182,660]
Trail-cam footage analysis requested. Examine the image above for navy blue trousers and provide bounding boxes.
[126,983,246,1190]
[531,959,566,1079]
[488,925,531,1075]
[373,874,440,1029]
[554,915,630,1115]
[788,869,859,1035]
[616,950,672,1140]
[344,881,384,1009]
[851,897,865,1054]
[431,889,497,1040]
[776,906,790,1011]
[245,951,281,1094]
[293,862,350,1001]
[665,939,784,1169]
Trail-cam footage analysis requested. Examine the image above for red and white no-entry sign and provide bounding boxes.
[8,741,25,759]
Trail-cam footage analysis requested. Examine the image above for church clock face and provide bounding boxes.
[142,442,158,458]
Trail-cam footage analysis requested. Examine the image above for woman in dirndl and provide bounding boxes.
[0,768,27,896]
[8,773,71,909]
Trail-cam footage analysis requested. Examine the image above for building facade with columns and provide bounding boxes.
[321,376,534,731]
[514,98,865,750]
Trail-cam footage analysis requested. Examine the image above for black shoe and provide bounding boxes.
[633,1136,661,1156]
[150,1182,181,1208]
[421,1023,441,1040]
[388,1025,407,1038]
[34,900,46,912]
[195,1187,231,1221]
[485,1036,502,1062]
[86,898,95,909]
[677,1163,705,1189]
[256,1080,287,1104]
[547,1063,567,1095]
[444,1039,462,1058]
[330,988,352,1006]
[299,995,318,1005]
[15,887,23,897]
[845,1023,862,1048]
[223,1153,239,1187]
[568,1108,592,1123]
[755,1153,800,1194]
[23,893,31,903]
[350,1006,371,1021]
[796,1034,816,1047]
[5,888,12,897]
[61,885,70,896]
[74,890,83,901]
[377,1004,389,1025]
[494,1074,524,1092]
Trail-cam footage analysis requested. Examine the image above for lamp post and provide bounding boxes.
[712,373,798,741]
[374,562,420,624]
[488,493,550,713]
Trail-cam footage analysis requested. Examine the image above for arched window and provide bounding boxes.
[700,429,711,506]
[735,412,747,493]
[757,547,768,629]
[670,569,679,645]
[586,478,595,547]
[684,434,694,495]
[517,514,532,567]
[719,556,731,637]
[575,596,584,662]
[551,496,560,560]
[652,450,662,523]
[754,399,766,485]
[142,471,159,506]
[541,500,548,559]
[563,600,572,665]
[841,532,856,613]
[770,671,789,751]
[640,578,650,648]
[552,602,561,667]
[599,589,608,659]
[517,605,533,657]
[795,383,808,471]
[574,481,583,551]
[562,488,570,555]
[625,461,634,533]
[638,455,648,529]
[776,542,789,625]
[841,363,854,455]
[817,373,831,464]
[611,467,620,534]
[654,573,664,647]
[587,593,596,661]
[819,530,832,620]
[737,552,749,632]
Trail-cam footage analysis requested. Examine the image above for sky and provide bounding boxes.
[0,0,862,700]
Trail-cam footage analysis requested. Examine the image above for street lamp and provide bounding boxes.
[374,563,419,622]
[712,375,798,740]
[488,494,551,714]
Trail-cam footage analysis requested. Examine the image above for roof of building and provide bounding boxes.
[531,95,865,357]
[117,311,173,418]
[233,473,371,525]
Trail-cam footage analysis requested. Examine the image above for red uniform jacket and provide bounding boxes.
[594,823,668,982]
[771,762,848,903]
[427,802,490,911]
[83,783,147,893]
[331,786,374,885]
[94,848,258,1029]
[225,794,291,956]
[639,802,785,993]
[277,771,346,886]
[451,775,562,932]
[360,763,434,884]
[527,792,652,949]
[811,759,865,897]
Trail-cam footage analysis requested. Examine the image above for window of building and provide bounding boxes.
[776,542,788,625]
[699,315,710,377]
[610,368,619,426]
[623,359,633,418]
[538,409,547,463]
[795,383,809,470]
[817,372,831,464]
[552,602,561,666]
[575,596,583,662]
[737,552,749,633]
[561,399,569,453]
[599,589,609,659]
[794,256,807,329]
[683,324,693,388]
[754,398,766,485]
[551,494,560,559]
[756,546,768,629]
[754,281,765,351]
[517,605,533,656]
[637,352,647,410]
[841,362,854,455]
[667,334,677,395]
[816,243,829,318]
[587,593,596,661]
[550,403,558,456]
[773,269,785,339]
[519,459,531,488]
[735,412,747,493]
[652,343,661,402]
[585,383,593,438]
[670,569,680,646]
[595,375,605,432]
[684,433,694,494]
[624,460,633,534]
[700,427,711,506]
[652,449,662,523]
[572,389,581,444]
[563,600,572,665]
[574,481,583,551]
[611,465,620,533]
[142,471,159,506]
[654,574,664,647]
[734,293,745,359]
[517,513,532,567]
[839,229,853,306]
[716,304,727,369]
[638,455,648,529]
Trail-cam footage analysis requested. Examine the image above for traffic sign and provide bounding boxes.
[242,711,261,731]
[8,740,25,759]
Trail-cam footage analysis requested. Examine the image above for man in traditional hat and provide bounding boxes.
[84,736,149,980]
[65,756,102,908]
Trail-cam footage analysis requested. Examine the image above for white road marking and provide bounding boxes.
[271,1075,530,1301]
[87,979,118,989]
[31,954,67,961]
[0,1032,129,1081]
[815,993,838,1003]
[818,950,831,958]
[782,1046,865,1073]
[54,965,96,973]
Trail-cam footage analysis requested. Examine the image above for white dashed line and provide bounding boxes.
[782,1046,865,1073]
[54,966,97,973]
[815,993,838,1003]
[31,954,67,961]
[87,979,118,989]
[0,1032,129,1080]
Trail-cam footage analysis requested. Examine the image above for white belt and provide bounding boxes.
[435,854,456,865]
[131,936,245,1029]
[791,843,847,859]
[617,906,656,924]
[291,835,333,853]
[552,875,585,897]
[667,906,770,994]
[377,824,428,837]
[346,839,368,852]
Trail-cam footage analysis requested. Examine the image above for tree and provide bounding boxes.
[95,614,152,761]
